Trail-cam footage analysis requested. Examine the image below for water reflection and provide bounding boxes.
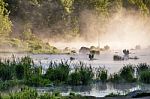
[36,82,150,97]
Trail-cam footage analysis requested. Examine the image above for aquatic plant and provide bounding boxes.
[68,71,81,85]
[109,64,136,83]
[119,64,135,82]
[15,63,25,80]
[0,80,23,91]
[68,65,94,85]
[96,67,108,82]
[39,93,53,99]
[139,70,150,84]
[1,55,150,91]
[11,87,38,99]
[45,61,70,84]
[137,63,150,74]
[0,87,87,99]
[0,59,14,81]
[109,73,121,83]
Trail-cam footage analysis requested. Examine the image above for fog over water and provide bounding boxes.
[0,48,150,97]
[47,9,150,50]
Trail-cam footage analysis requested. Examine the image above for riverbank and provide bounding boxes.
[1,86,150,99]
[97,97,150,99]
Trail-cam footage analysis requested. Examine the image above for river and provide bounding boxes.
[0,49,150,97]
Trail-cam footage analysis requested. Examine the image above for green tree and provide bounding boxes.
[0,0,12,37]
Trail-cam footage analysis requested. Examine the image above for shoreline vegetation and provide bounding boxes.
[0,38,61,54]
[0,56,150,98]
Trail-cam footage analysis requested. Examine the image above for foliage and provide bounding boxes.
[0,56,52,89]
[60,0,74,13]
[3,0,150,40]
[0,80,23,91]
[45,61,70,84]
[0,55,150,91]
[1,88,87,99]
[109,73,121,83]
[139,70,150,84]
[119,64,135,82]
[15,63,24,80]
[0,59,14,81]
[11,87,38,99]
[78,66,94,85]
[96,67,108,82]
[10,38,22,48]
[0,0,12,37]
[137,63,150,74]
[68,71,81,85]
[38,93,53,99]
[1,0,150,53]
[68,64,94,85]
[109,64,137,83]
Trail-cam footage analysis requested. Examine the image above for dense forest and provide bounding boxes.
[0,0,150,53]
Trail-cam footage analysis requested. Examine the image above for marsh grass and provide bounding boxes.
[0,56,150,91]
[119,64,136,82]
[68,65,94,85]
[1,87,86,99]
[45,60,70,84]
[139,70,150,84]
[109,64,137,83]
[137,63,150,74]
[96,67,108,82]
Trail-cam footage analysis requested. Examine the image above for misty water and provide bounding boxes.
[0,49,150,97]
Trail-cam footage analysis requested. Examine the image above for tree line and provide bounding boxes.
[0,0,150,53]
[0,0,150,38]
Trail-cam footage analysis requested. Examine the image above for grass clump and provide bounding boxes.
[109,64,136,83]
[68,63,94,85]
[45,61,70,84]
[1,87,87,99]
[96,67,108,82]
[119,64,135,82]
[137,63,150,74]
[139,70,150,84]
[109,73,121,83]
